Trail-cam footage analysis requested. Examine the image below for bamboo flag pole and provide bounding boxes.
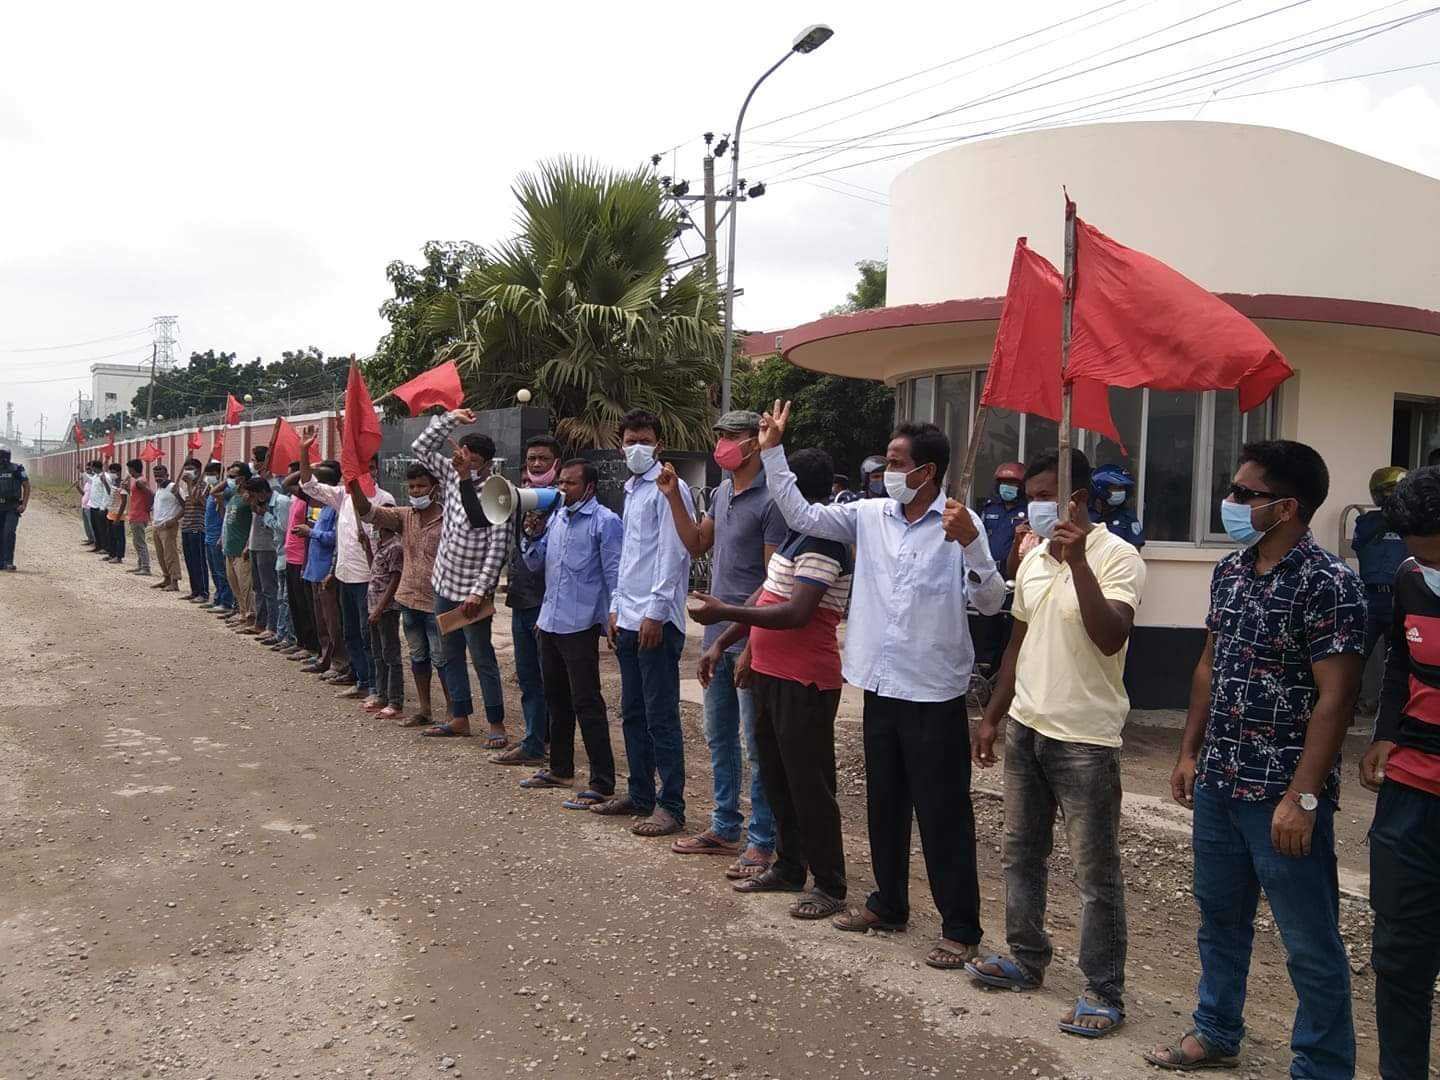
[954,404,991,507]
[1057,195,1078,525]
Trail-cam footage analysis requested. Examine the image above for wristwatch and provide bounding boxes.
[1287,790,1319,812]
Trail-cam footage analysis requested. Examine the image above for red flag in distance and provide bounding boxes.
[340,362,382,497]
[224,394,245,425]
[389,360,464,417]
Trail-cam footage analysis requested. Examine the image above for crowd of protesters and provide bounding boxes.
[57,400,1440,1079]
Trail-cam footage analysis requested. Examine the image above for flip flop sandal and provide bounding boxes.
[376,707,401,719]
[590,796,647,817]
[724,854,773,881]
[924,942,980,970]
[518,771,573,789]
[789,890,847,919]
[671,832,742,856]
[421,723,471,738]
[631,812,682,838]
[482,734,509,750]
[963,955,1041,991]
[832,909,908,933]
[400,715,433,728]
[492,747,544,766]
[1143,1030,1240,1071]
[731,869,805,893]
[1058,994,1125,1039]
[562,790,607,810]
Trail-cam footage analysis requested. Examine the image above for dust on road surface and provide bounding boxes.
[0,500,1384,1078]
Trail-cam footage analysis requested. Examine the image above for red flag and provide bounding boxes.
[208,429,225,464]
[389,360,464,416]
[981,239,1122,445]
[102,431,116,460]
[268,417,316,472]
[73,421,86,445]
[187,429,203,452]
[1067,216,1292,412]
[139,441,163,463]
[224,394,245,425]
[340,362,382,497]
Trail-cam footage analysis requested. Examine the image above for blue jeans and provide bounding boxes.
[400,606,445,675]
[615,624,686,824]
[0,506,19,568]
[338,581,374,693]
[434,595,504,724]
[275,568,294,645]
[703,651,774,850]
[1191,787,1354,1079]
[206,540,233,608]
[512,606,548,757]
[182,529,210,598]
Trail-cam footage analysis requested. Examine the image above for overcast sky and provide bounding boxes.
[4,0,1438,438]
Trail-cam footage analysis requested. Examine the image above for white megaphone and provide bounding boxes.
[479,474,561,524]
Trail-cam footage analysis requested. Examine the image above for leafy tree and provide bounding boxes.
[431,158,723,450]
[131,347,350,420]
[734,259,894,480]
[367,241,486,416]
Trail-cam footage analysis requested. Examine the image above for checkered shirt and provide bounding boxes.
[413,413,511,604]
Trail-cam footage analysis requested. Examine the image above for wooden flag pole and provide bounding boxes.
[955,404,991,507]
[1057,195,1078,525]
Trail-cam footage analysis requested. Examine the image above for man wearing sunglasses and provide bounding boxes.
[1148,441,1365,1076]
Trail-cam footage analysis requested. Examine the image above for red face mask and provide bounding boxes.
[713,437,752,472]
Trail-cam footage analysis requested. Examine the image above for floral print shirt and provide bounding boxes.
[1198,532,1366,804]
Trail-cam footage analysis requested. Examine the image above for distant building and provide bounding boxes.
[91,362,151,419]
[760,121,1440,707]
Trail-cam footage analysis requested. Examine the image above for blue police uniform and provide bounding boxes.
[1091,506,1146,548]
[1354,508,1409,656]
[979,495,1028,567]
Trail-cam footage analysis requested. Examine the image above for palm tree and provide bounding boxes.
[430,158,723,450]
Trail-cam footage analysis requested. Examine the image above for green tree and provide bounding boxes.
[366,241,486,415]
[734,259,893,479]
[131,348,350,419]
[431,158,723,450]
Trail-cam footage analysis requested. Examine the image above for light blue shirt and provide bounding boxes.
[609,462,694,633]
[260,492,293,573]
[760,445,1005,702]
[521,496,625,635]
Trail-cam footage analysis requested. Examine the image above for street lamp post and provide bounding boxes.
[719,23,833,416]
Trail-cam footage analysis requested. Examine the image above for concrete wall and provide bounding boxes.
[888,121,1440,312]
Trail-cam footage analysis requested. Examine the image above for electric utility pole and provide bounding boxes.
[145,343,158,424]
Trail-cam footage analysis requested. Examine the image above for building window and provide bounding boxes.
[105,393,117,403]
[896,371,1278,546]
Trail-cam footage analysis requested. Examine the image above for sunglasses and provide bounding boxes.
[1227,483,1286,504]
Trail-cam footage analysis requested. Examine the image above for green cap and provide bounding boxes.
[714,409,762,433]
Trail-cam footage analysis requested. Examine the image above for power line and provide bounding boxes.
[0,323,153,353]
[798,179,890,207]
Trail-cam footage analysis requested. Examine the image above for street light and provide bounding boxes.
[719,23,833,416]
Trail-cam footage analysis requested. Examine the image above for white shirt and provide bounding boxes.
[760,445,1005,703]
[151,482,183,526]
[85,473,107,509]
[300,478,395,585]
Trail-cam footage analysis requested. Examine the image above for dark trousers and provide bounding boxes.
[614,624,686,823]
[751,671,846,899]
[1003,723,1127,1006]
[89,508,110,555]
[0,506,19,567]
[285,563,319,653]
[512,606,548,758]
[862,691,982,944]
[539,626,614,795]
[108,516,127,561]
[314,579,349,675]
[338,581,373,692]
[181,529,209,598]
[368,610,404,707]
[1370,778,1440,1080]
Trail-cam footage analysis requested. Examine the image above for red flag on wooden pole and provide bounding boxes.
[73,421,86,445]
[208,429,225,464]
[1066,217,1293,411]
[388,360,464,416]
[139,441,164,463]
[187,429,203,452]
[268,417,315,471]
[224,394,245,425]
[340,362,382,497]
[102,431,116,460]
[980,238,1123,445]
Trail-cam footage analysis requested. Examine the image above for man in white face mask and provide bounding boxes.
[592,409,693,840]
[757,399,1006,972]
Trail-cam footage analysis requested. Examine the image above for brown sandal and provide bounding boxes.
[731,869,805,893]
[789,890,846,920]
[832,908,907,933]
[924,941,979,970]
[631,810,681,837]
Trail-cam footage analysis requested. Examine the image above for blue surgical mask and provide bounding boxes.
[1418,563,1440,597]
[624,443,656,475]
[998,483,1019,503]
[410,494,433,510]
[1106,489,1127,507]
[1028,501,1058,539]
[867,477,885,497]
[1220,499,1280,547]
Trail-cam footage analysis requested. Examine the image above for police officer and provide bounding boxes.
[859,455,887,499]
[0,446,31,572]
[1089,463,1145,548]
[973,462,1027,672]
[1354,465,1408,674]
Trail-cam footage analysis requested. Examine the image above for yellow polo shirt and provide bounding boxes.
[1009,526,1146,747]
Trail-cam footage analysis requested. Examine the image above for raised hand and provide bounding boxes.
[655,462,678,496]
[450,408,476,425]
[757,399,791,451]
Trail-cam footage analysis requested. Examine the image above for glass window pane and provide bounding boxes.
[1144,391,1200,542]
[1209,390,1243,536]
[1088,388,1144,471]
[1243,395,1274,443]
[1024,414,1059,463]
[935,373,973,498]
[912,376,934,423]
[973,404,1022,509]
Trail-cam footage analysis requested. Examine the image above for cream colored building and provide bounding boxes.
[91,362,152,420]
[768,121,1440,706]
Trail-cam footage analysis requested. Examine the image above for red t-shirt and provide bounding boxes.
[747,531,852,692]
[126,480,152,524]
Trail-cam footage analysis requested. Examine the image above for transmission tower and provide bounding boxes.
[153,314,179,370]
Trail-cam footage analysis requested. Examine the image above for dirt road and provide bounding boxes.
[0,499,1385,1078]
